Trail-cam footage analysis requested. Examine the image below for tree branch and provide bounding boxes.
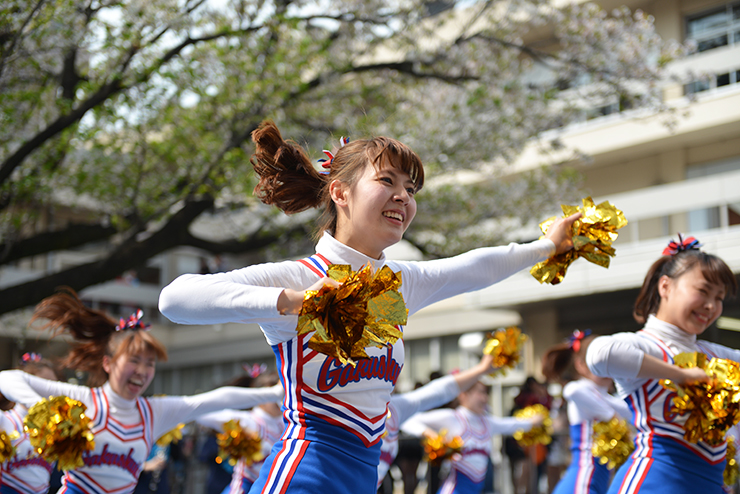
[0,223,118,265]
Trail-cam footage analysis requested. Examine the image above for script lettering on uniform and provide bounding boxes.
[5,455,54,473]
[317,344,402,392]
[83,444,140,477]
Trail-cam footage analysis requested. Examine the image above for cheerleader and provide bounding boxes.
[158,120,580,493]
[377,353,502,491]
[196,371,284,494]
[1,353,59,494]
[542,330,631,494]
[585,235,740,494]
[0,289,284,494]
[400,378,543,494]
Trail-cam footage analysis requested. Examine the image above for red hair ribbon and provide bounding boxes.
[21,352,42,363]
[242,363,267,378]
[116,309,151,331]
[662,233,701,256]
[317,137,350,174]
[568,329,591,352]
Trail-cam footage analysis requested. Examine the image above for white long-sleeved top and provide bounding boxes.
[377,375,460,487]
[197,407,284,488]
[401,406,533,483]
[1,404,54,494]
[563,378,631,425]
[0,371,283,494]
[159,232,554,448]
[586,315,740,465]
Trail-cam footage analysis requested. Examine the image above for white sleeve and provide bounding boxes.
[486,416,535,435]
[586,335,647,379]
[195,409,258,431]
[698,341,740,362]
[150,384,283,439]
[394,239,554,315]
[603,393,632,420]
[564,383,620,422]
[400,408,457,437]
[0,370,92,408]
[158,260,306,325]
[0,411,14,432]
[390,375,460,426]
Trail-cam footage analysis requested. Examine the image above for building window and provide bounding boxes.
[685,70,740,94]
[686,2,740,52]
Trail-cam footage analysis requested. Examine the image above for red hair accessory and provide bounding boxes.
[116,309,150,331]
[662,233,701,256]
[242,363,267,378]
[317,137,350,175]
[568,329,591,352]
[21,352,43,363]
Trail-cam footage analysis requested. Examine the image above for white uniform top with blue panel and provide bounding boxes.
[159,231,555,493]
[551,379,632,494]
[401,406,534,494]
[1,404,54,494]
[0,371,283,494]
[377,375,460,488]
[586,315,740,494]
[197,407,284,493]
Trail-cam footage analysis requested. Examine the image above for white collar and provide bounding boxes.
[103,381,138,413]
[315,231,387,271]
[643,314,697,348]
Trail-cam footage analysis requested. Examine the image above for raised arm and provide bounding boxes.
[0,370,90,408]
[195,409,257,431]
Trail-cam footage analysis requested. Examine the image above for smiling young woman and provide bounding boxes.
[0,289,283,494]
[159,120,581,494]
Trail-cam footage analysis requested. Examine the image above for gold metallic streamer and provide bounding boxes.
[483,327,528,376]
[156,423,185,447]
[422,429,463,466]
[530,197,628,285]
[592,417,634,470]
[23,396,95,470]
[513,404,552,446]
[726,436,738,486]
[297,263,407,367]
[0,428,18,462]
[217,419,264,467]
[660,352,740,446]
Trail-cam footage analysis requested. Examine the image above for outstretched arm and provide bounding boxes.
[0,370,90,408]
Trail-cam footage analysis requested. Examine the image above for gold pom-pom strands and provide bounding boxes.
[23,396,95,470]
[422,429,464,467]
[297,263,407,367]
[513,404,553,446]
[660,352,740,446]
[592,417,634,470]
[530,197,628,285]
[156,423,185,447]
[483,327,528,376]
[217,419,264,467]
[0,428,19,462]
[726,436,738,487]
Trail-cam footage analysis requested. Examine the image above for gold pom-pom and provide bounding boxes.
[725,436,738,486]
[217,419,264,467]
[156,423,185,447]
[513,404,552,446]
[297,263,407,367]
[483,327,528,376]
[422,429,463,466]
[0,428,19,462]
[530,197,628,285]
[592,417,634,470]
[23,396,95,470]
[660,352,740,446]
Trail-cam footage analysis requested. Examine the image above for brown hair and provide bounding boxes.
[250,120,425,240]
[633,249,737,324]
[18,354,60,381]
[31,288,167,387]
[541,334,595,383]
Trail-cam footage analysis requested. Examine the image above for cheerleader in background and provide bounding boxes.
[1,353,59,494]
[0,289,283,494]
[196,371,284,494]
[400,378,544,494]
[158,120,580,493]
[377,352,503,492]
[542,330,631,494]
[585,235,740,494]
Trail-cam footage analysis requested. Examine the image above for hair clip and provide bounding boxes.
[568,329,591,352]
[21,352,42,363]
[242,363,267,378]
[116,309,151,331]
[662,233,701,256]
[317,136,350,175]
